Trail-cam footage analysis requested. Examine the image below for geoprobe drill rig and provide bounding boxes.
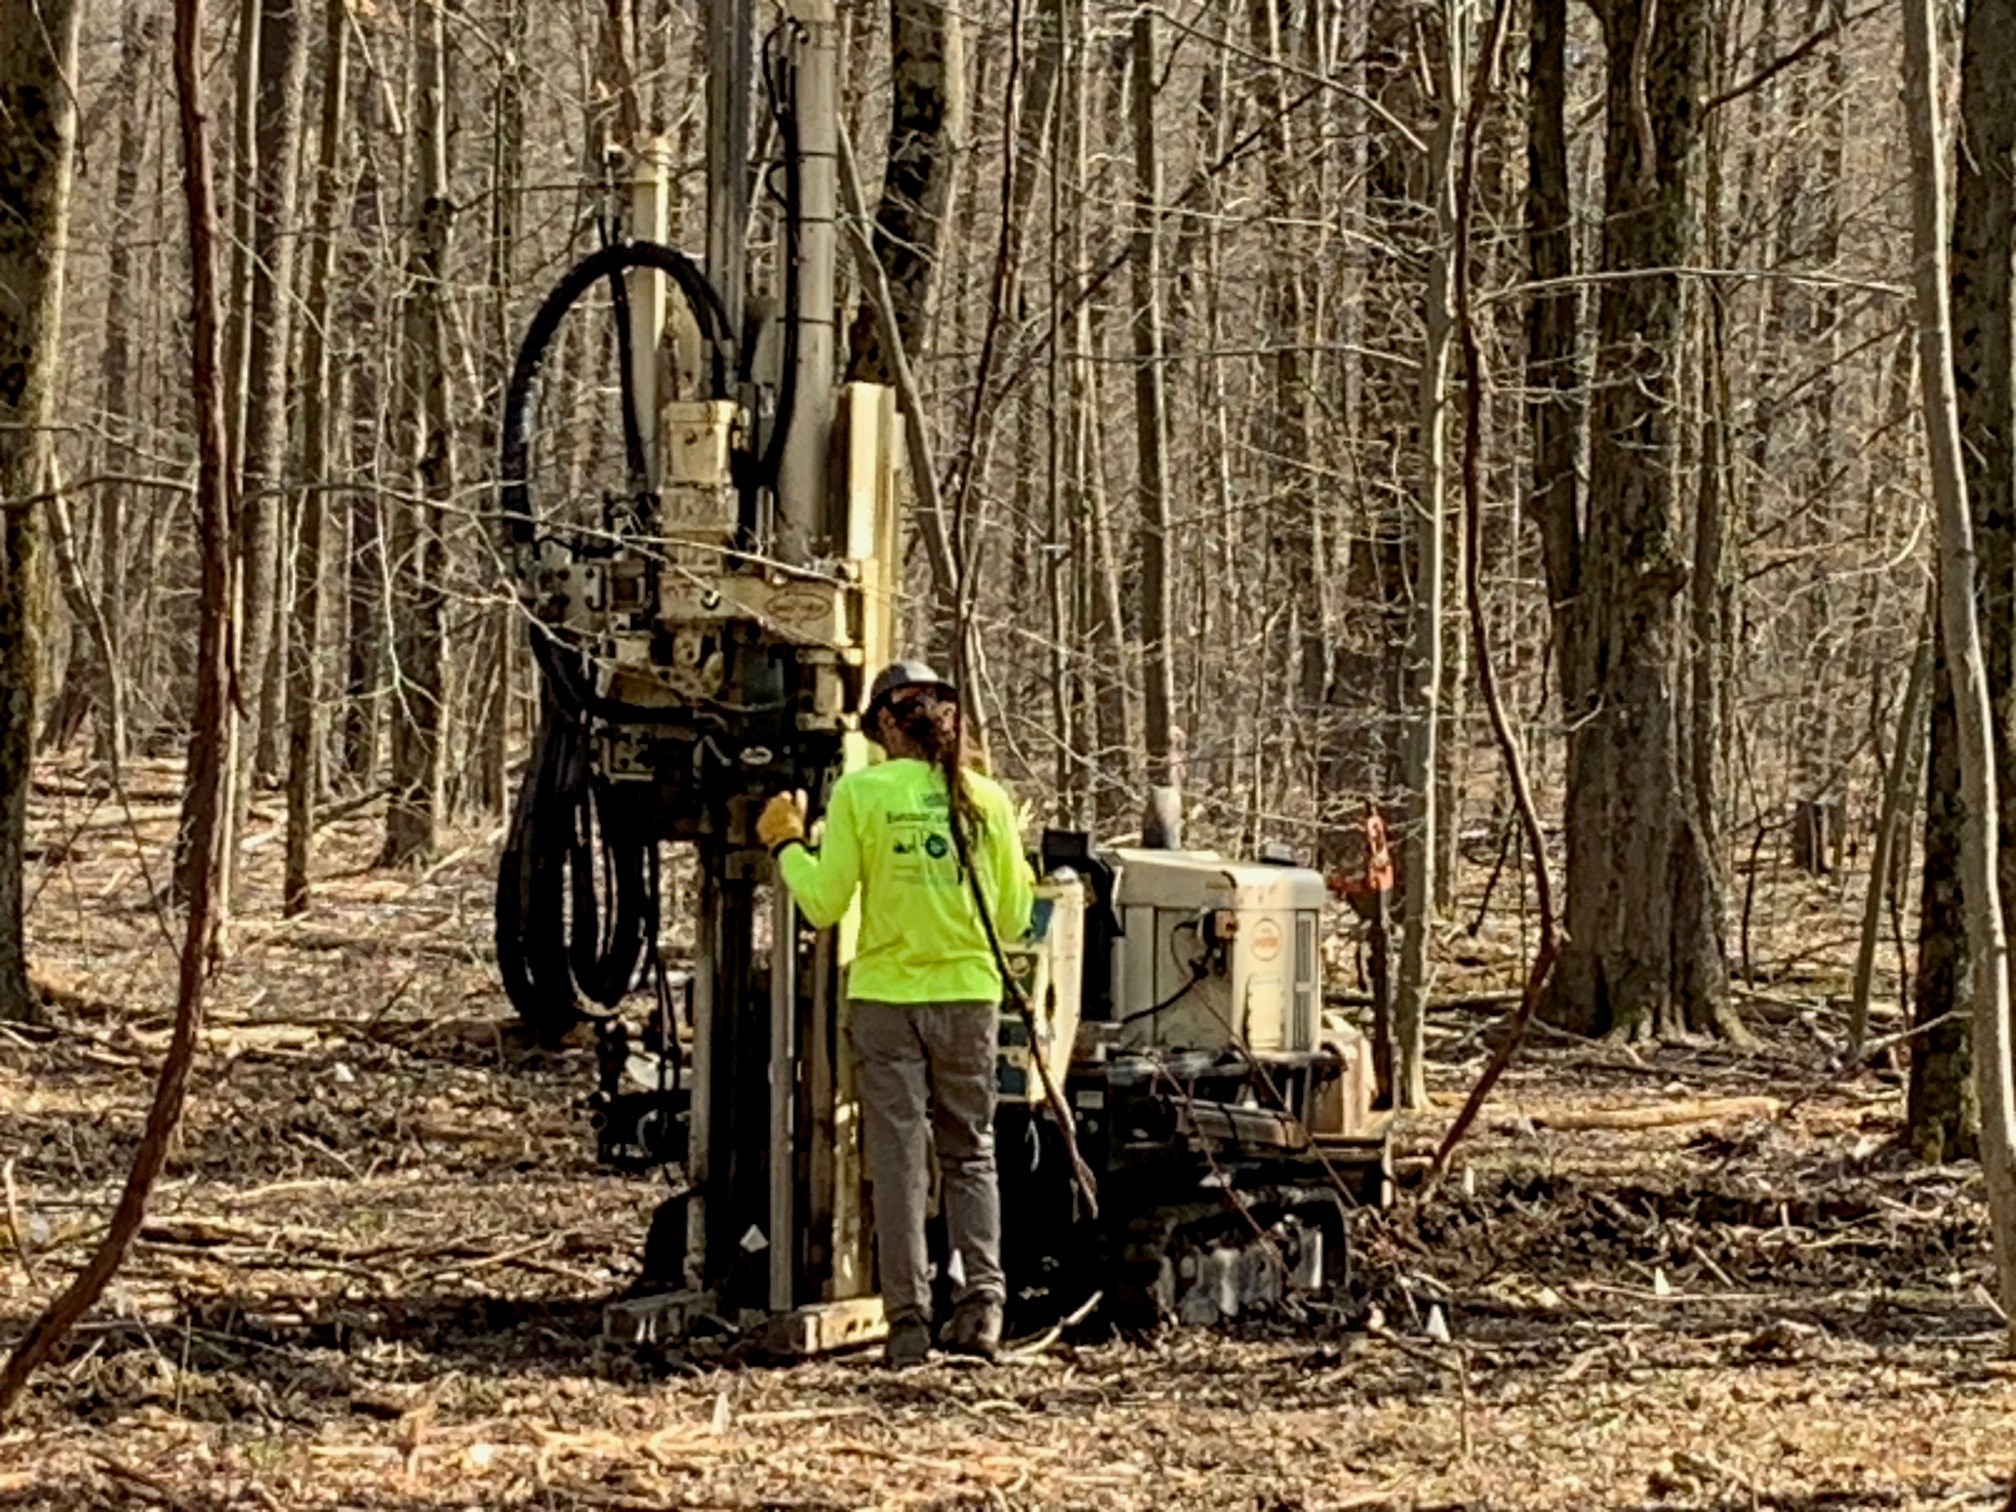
[493,0,1391,1352]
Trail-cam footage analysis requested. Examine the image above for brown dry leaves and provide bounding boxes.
[2,759,2013,1509]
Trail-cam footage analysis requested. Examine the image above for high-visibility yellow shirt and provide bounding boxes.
[777,758,1035,1005]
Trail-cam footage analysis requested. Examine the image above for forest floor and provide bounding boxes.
[1,758,2011,1511]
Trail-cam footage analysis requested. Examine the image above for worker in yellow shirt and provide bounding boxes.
[757,662,1034,1366]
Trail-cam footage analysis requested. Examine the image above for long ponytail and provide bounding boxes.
[897,701,1102,1217]
[889,696,983,870]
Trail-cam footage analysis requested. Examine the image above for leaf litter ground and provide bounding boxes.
[2,760,2011,1510]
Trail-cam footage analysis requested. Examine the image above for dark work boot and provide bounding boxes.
[944,1295,1003,1361]
[884,1316,932,1368]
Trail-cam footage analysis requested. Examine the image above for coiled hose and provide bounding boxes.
[495,697,660,1040]
[494,239,739,1039]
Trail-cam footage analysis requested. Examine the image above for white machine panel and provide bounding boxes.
[1108,848,1326,1054]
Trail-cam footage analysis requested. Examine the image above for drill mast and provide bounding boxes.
[497,0,899,1349]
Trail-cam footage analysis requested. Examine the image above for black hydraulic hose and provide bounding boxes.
[500,240,736,554]
[527,626,693,728]
[757,31,802,492]
[497,705,580,1035]
[1115,960,1210,1027]
[603,257,655,505]
[496,699,659,1038]
[494,243,735,1039]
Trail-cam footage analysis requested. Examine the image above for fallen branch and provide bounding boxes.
[1002,1289,1102,1361]
[1523,1096,1780,1132]
[91,1455,194,1511]
[1328,988,1524,1013]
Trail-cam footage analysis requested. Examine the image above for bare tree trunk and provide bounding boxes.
[223,0,260,481]
[343,491,382,784]
[1082,350,1135,822]
[178,0,305,906]
[341,58,385,791]
[85,8,161,775]
[1315,0,1379,824]
[474,0,527,819]
[1904,0,2016,1335]
[1395,0,1468,1110]
[1424,0,1558,1184]
[1853,602,1932,1056]
[1008,0,1062,280]
[1522,21,1581,575]
[1246,0,1325,732]
[1553,0,1734,1041]
[1041,6,1078,823]
[239,0,309,796]
[1914,645,1982,1154]
[845,0,965,383]
[0,0,236,1413]
[837,126,955,668]
[41,494,124,788]
[1060,33,1132,826]
[0,0,83,1027]
[1435,590,1467,913]
[1911,0,2016,1159]
[844,0,964,614]
[1129,11,1175,792]
[1954,0,2016,1053]
[1678,113,1740,1040]
[1951,0,2016,1056]
[380,1,453,867]
[1525,0,1599,1034]
[1690,60,1738,900]
[284,0,351,915]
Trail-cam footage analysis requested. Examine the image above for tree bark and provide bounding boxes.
[0,0,83,1026]
[341,54,385,791]
[1854,603,1932,1057]
[1913,0,2016,1161]
[1246,0,1325,721]
[1008,0,1063,292]
[1063,32,1133,825]
[41,492,123,786]
[846,0,965,386]
[83,7,161,774]
[1525,0,1584,717]
[1551,0,1736,1040]
[1913,643,1982,1156]
[1903,0,2016,1335]
[1691,58,1738,887]
[380,2,453,867]
[177,0,306,905]
[223,0,261,482]
[1082,345,1135,822]
[1041,7,1079,823]
[1129,12,1175,792]
[1315,0,1385,818]
[1395,0,1468,1109]
[240,0,310,794]
[1955,0,2016,1030]
[285,0,351,915]
[474,0,527,820]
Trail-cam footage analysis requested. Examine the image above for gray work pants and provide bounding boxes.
[849,1000,1005,1325]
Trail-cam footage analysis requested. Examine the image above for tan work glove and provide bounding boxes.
[758,790,808,853]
